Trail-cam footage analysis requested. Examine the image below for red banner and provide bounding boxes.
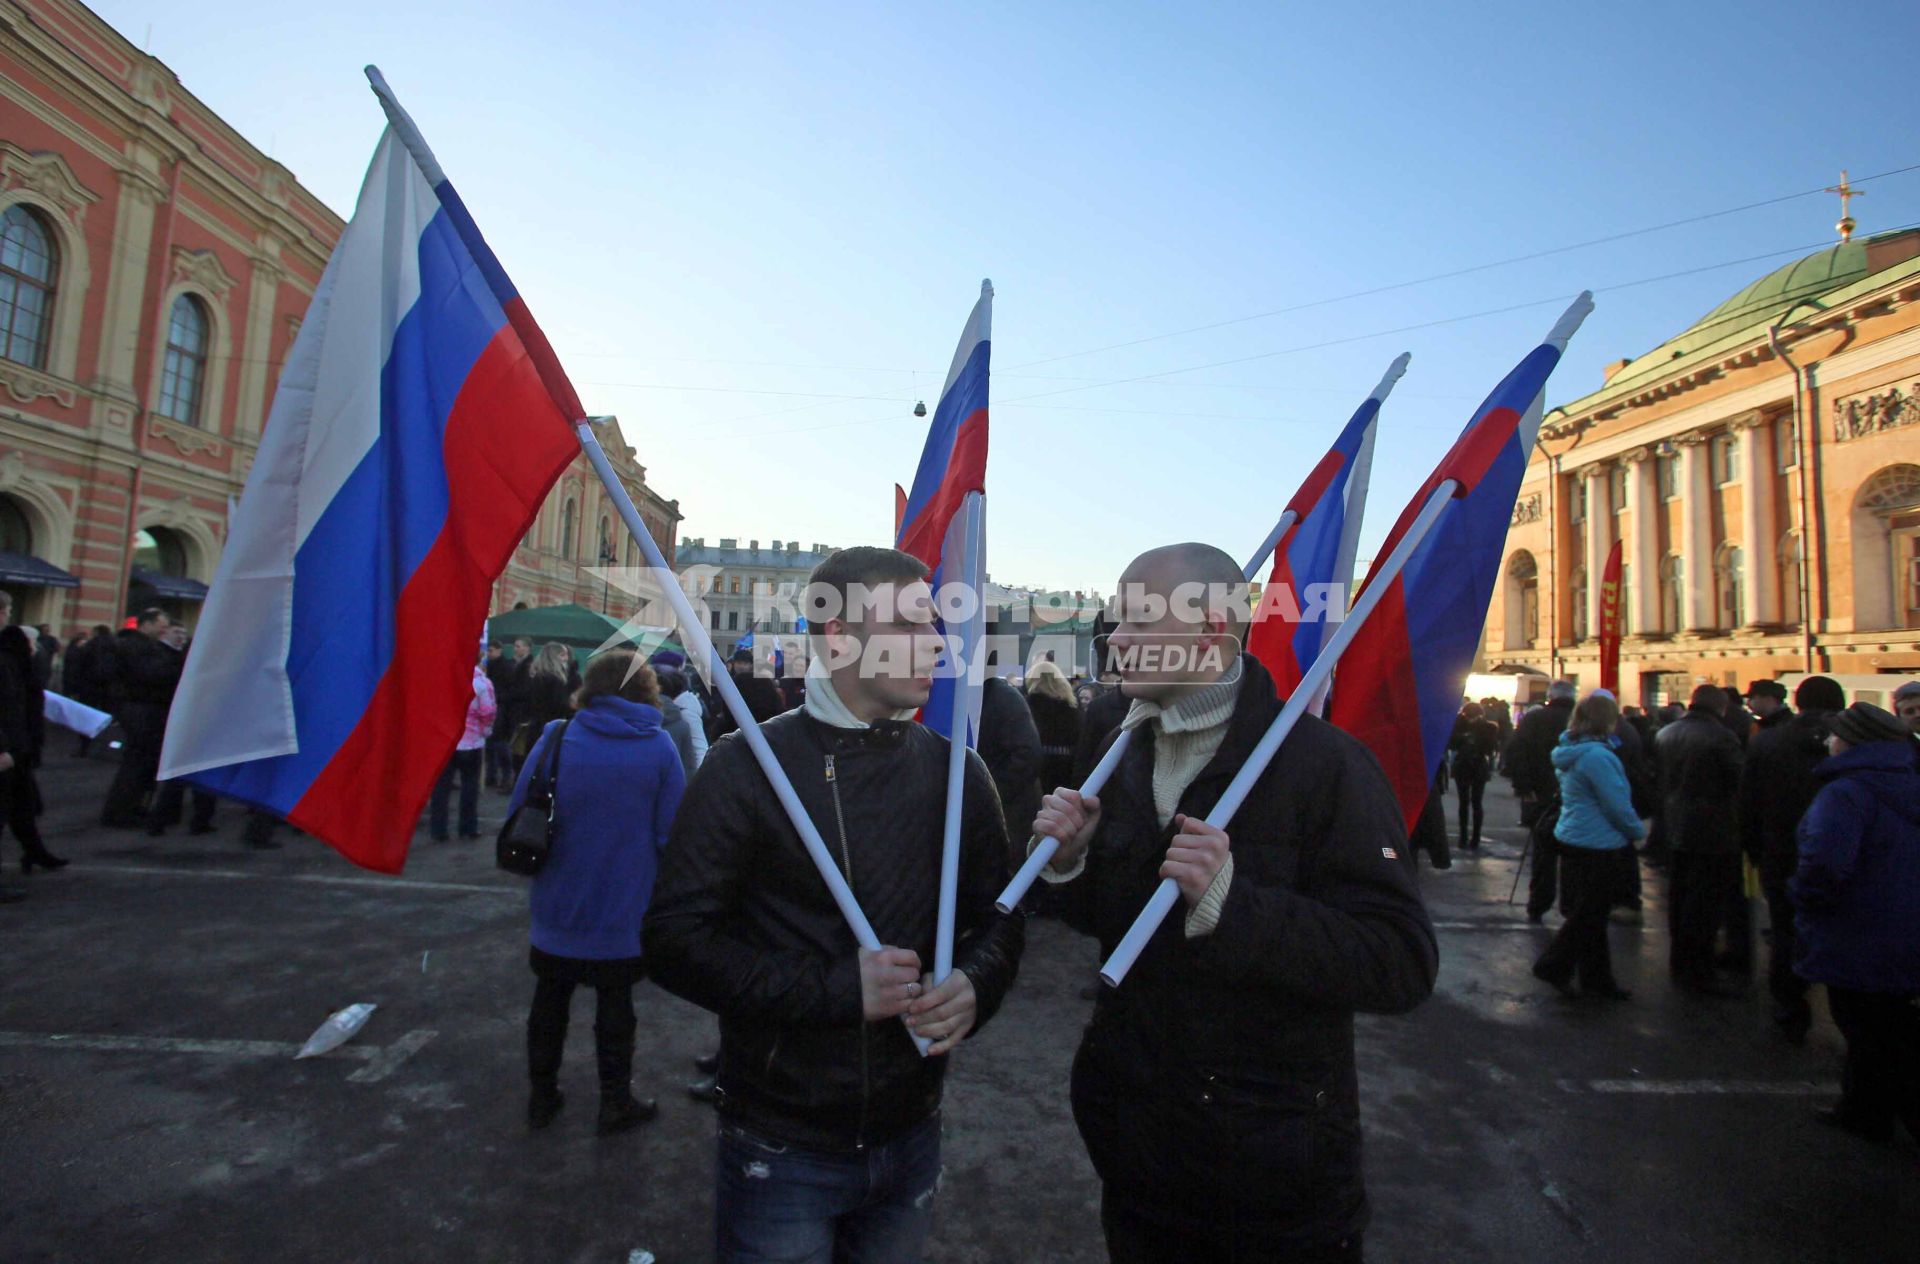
[1598,537,1624,695]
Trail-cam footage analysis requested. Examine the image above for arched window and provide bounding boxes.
[0,205,59,369]
[131,527,189,577]
[0,493,33,554]
[157,294,211,424]
[1854,464,1920,631]
[597,515,612,564]
[1659,556,1684,633]
[560,497,577,561]
[1777,531,1802,628]
[1504,551,1539,650]
[1619,563,1632,636]
[1717,545,1745,628]
[1571,565,1589,641]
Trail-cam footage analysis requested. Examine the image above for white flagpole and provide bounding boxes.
[933,491,986,985]
[364,67,448,182]
[992,521,1293,916]
[1098,297,1590,987]
[575,420,931,1055]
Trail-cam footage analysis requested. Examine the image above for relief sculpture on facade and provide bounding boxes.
[1833,381,1919,442]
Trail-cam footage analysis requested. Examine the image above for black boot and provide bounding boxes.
[528,1083,565,1129]
[527,978,570,1129]
[595,1031,657,1136]
[21,848,68,873]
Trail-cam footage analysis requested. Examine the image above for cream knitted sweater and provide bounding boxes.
[1044,673,1242,937]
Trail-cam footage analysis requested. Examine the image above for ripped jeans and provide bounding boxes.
[715,1112,941,1264]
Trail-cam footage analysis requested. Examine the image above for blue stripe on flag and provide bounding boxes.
[899,339,989,532]
[192,209,508,812]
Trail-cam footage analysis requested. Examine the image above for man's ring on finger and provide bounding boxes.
[905,981,921,997]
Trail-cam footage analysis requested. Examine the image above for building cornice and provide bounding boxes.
[1544,260,1920,429]
[2,0,342,268]
[1529,322,1920,478]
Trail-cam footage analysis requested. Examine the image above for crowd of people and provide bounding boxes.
[1449,671,1920,1151]
[5,557,1919,1261]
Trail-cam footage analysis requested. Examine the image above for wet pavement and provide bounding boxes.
[2,743,1915,1262]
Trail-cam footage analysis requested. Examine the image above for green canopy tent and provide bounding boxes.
[484,603,686,667]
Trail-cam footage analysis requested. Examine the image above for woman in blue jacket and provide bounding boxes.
[509,649,686,1135]
[1533,693,1645,1000]
[1791,702,1920,1144]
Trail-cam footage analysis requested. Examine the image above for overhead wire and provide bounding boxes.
[734,223,1920,440]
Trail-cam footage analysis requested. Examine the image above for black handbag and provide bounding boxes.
[496,719,568,876]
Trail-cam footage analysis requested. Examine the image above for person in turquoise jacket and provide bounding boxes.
[1533,693,1645,1000]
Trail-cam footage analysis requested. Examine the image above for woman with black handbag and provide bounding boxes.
[503,649,686,1134]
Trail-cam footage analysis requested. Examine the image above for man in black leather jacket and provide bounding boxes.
[1656,684,1746,994]
[1032,543,1437,1263]
[645,546,1023,1263]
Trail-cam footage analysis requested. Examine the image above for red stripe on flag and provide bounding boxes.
[1284,448,1344,521]
[1356,406,1521,604]
[502,297,586,423]
[896,409,988,569]
[1328,576,1430,834]
[290,327,579,872]
[1246,550,1302,699]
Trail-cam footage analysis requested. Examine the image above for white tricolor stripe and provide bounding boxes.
[938,279,993,402]
[160,129,434,779]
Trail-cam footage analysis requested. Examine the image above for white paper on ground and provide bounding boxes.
[295,1003,377,1059]
[43,691,112,739]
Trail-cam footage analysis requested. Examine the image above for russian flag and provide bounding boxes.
[897,281,991,742]
[159,73,584,873]
[1244,355,1403,699]
[1326,297,1591,832]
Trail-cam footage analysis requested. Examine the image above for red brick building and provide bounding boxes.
[0,0,675,637]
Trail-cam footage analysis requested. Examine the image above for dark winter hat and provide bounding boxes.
[1894,681,1920,706]
[1746,679,1787,703]
[648,649,686,669]
[729,647,754,663]
[1828,702,1907,747]
[1547,679,1575,702]
[1794,675,1846,714]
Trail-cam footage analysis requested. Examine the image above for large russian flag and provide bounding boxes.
[159,75,583,873]
[1326,298,1590,832]
[897,281,991,742]
[1244,355,1402,699]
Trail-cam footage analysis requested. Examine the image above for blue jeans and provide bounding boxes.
[429,749,481,838]
[715,1113,940,1264]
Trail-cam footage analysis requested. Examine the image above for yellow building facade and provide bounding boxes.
[1485,224,1920,705]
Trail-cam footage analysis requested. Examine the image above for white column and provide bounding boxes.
[231,246,284,441]
[1625,448,1659,635]
[1738,416,1776,626]
[89,160,168,410]
[1584,465,1609,640]
[1680,434,1714,631]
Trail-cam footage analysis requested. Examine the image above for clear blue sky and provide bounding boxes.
[98,0,1918,593]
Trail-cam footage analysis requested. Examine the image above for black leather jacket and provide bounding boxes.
[1654,708,1744,853]
[643,708,1024,1152]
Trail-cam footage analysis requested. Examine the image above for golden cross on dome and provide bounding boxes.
[1826,170,1863,243]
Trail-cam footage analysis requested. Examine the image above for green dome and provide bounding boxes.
[1680,237,1874,344]
[1599,228,1920,391]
